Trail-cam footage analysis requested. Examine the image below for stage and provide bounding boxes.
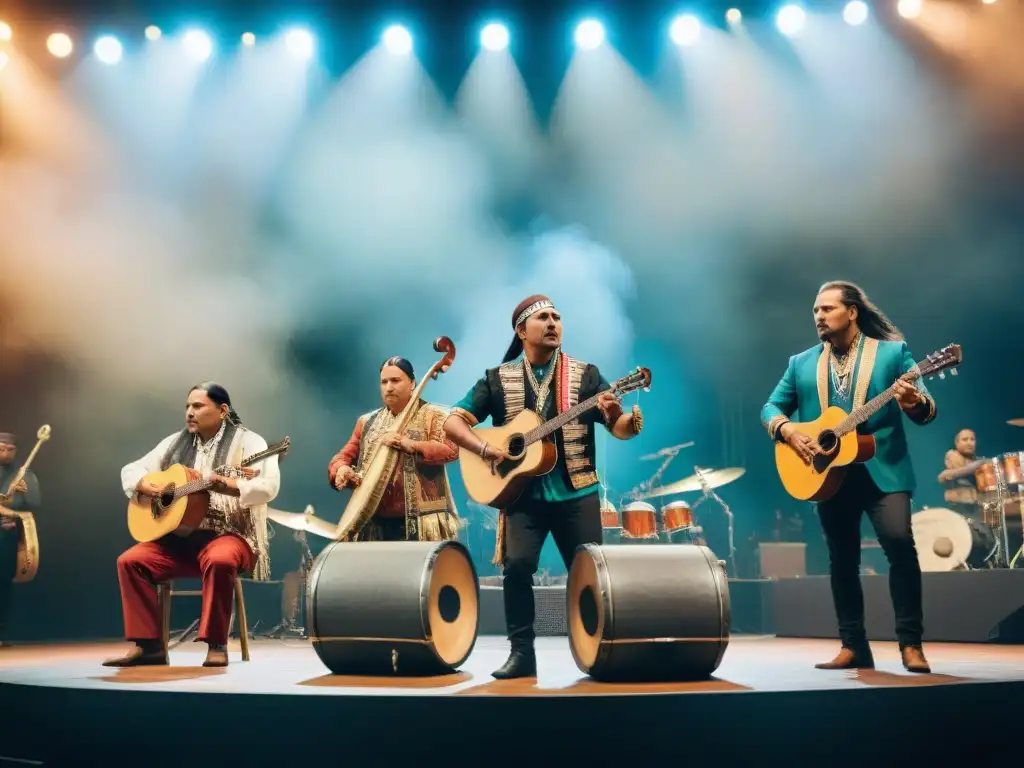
[0,636,1020,764]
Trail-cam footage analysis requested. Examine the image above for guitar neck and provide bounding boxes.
[835,369,920,437]
[524,393,603,446]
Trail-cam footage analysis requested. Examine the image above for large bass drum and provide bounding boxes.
[567,543,730,682]
[912,507,996,571]
[307,540,479,676]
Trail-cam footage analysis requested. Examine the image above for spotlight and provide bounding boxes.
[144,25,161,41]
[843,1,870,24]
[897,0,923,18]
[0,21,11,42]
[94,35,123,64]
[982,0,998,4]
[383,25,412,55]
[480,22,510,51]
[574,19,605,50]
[726,9,743,24]
[47,32,74,59]
[669,15,701,47]
[775,5,807,37]
[285,28,314,59]
[241,32,256,46]
[182,29,213,62]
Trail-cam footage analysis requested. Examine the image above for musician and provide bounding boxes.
[761,281,936,674]
[328,356,461,542]
[0,432,41,647]
[103,382,281,668]
[443,295,644,679]
[938,429,979,516]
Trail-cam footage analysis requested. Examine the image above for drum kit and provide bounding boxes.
[912,419,1024,572]
[600,441,745,575]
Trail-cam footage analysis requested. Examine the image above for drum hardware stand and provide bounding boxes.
[690,466,737,576]
[627,443,688,500]
[261,530,313,640]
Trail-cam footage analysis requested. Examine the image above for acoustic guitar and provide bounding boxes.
[774,344,961,502]
[460,366,652,508]
[126,437,290,543]
[0,424,51,584]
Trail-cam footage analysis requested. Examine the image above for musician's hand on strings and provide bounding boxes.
[236,467,261,480]
[334,465,360,489]
[136,479,166,498]
[11,479,28,495]
[210,474,239,493]
[597,391,624,425]
[893,376,924,409]
[780,423,822,465]
[381,433,418,454]
[479,443,508,463]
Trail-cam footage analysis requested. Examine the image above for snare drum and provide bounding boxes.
[621,501,658,540]
[661,501,694,533]
[1001,451,1023,488]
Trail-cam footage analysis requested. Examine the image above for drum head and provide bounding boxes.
[662,501,690,511]
[912,507,972,571]
[426,544,479,667]
[622,501,655,514]
[567,545,606,671]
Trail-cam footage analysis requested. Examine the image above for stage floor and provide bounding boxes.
[1,636,1021,764]
[2,635,1023,696]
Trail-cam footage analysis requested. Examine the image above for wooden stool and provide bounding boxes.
[157,578,251,661]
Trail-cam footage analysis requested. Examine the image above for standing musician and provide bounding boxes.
[761,281,937,673]
[443,295,644,679]
[103,382,281,668]
[938,429,979,517]
[328,356,461,542]
[0,432,41,647]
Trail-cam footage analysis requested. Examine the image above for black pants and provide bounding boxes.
[817,465,923,649]
[502,492,602,644]
[0,525,18,640]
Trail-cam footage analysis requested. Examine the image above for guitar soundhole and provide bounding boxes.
[505,434,526,461]
[817,430,838,454]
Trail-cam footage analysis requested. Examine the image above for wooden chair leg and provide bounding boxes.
[234,579,250,661]
[158,583,171,656]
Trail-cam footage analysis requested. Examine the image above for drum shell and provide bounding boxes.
[661,501,693,532]
[307,540,479,676]
[621,502,658,539]
[568,543,730,682]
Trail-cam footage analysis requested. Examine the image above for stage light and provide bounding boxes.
[241,32,256,46]
[94,35,123,64]
[574,19,605,50]
[726,8,743,24]
[285,28,314,59]
[383,25,412,55]
[669,15,701,47]
[0,21,11,42]
[145,25,161,41]
[843,1,870,25]
[47,32,74,59]
[182,29,213,62]
[982,0,998,4]
[897,0,923,18]
[480,22,510,51]
[776,5,806,37]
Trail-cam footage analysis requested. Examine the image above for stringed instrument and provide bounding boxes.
[126,437,290,543]
[334,337,457,541]
[1,424,50,583]
[775,344,962,502]
[460,366,653,508]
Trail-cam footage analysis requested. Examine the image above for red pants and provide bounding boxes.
[116,531,253,646]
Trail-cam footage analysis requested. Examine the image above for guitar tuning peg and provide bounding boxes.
[950,368,958,376]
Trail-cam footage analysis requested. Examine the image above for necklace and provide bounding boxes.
[829,333,860,401]
[524,351,559,413]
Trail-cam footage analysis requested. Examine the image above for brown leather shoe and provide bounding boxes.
[901,645,931,673]
[203,644,229,667]
[102,644,168,667]
[814,646,875,670]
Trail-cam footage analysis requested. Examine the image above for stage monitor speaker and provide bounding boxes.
[307,540,479,676]
[567,543,731,682]
[758,542,807,578]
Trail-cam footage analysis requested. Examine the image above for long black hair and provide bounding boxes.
[190,381,242,425]
[503,333,524,364]
[819,281,903,341]
[380,356,415,380]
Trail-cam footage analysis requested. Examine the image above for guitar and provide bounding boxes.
[1,424,51,584]
[460,367,652,508]
[126,437,291,543]
[774,344,962,502]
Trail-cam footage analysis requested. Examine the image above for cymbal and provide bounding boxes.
[637,467,746,499]
[1009,419,1024,427]
[267,505,337,539]
[640,442,695,461]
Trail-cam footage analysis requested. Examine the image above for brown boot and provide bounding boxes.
[901,645,931,673]
[102,642,168,667]
[814,646,875,670]
[203,644,229,667]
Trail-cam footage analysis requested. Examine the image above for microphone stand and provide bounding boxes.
[690,466,737,576]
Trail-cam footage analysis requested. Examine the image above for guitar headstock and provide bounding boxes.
[269,436,291,461]
[613,367,652,397]
[916,344,962,381]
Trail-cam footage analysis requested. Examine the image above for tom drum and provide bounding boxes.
[911,507,996,572]
[621,501,659,541]
[567,543,731,681]
[307,540,479,676]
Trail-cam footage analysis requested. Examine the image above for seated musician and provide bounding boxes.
[938,428,979,517]
[0,432,42,647]
[103,383,281,668]
[328,356,460,542]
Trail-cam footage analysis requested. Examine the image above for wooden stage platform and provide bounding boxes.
[1,635,1021,764]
